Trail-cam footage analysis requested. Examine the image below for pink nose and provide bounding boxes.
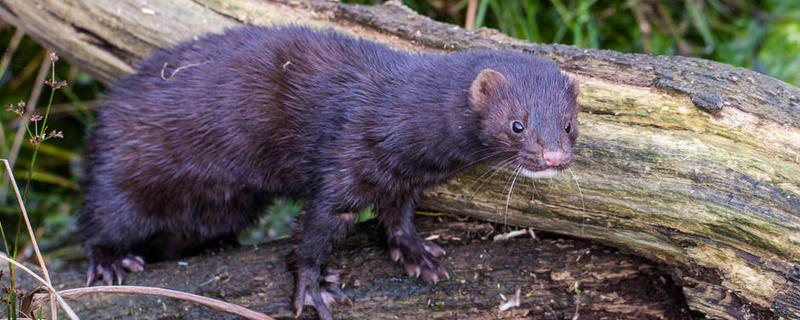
[543,151,565,167]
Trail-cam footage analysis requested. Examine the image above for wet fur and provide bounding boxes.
[79,26,579,318]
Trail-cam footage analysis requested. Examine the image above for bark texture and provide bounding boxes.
[0,0,797,319]
[20,218,692,319]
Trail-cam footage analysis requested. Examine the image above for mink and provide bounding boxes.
[79,26,579,319]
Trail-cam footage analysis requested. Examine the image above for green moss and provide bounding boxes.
[705,219,787,257]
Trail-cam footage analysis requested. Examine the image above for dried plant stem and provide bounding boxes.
[2,159,60,319]
[2,160,51,285]
[465,0,478,30]
[0,29,25,156]
[0,253,77,319]
[0,29,24,82]
[45,286,273,320]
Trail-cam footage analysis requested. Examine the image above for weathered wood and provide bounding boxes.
[17,218,691,319]
[0,0,797,319]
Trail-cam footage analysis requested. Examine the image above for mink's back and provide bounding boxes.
[84,27,410,202]
[80,26,421,247]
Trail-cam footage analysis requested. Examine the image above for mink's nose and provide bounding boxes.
[542,150,565,167]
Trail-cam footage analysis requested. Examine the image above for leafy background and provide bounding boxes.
[0,0,797,267]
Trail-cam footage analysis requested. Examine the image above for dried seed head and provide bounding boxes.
[29,135,42,145]
[30,112,43,122]
[48,51,59,63]
[44,79,68,90]
[48,130,64,139]
[14,101,26,115]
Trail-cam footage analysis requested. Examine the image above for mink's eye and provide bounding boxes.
[511,121,525,133]
[565,122,572,133]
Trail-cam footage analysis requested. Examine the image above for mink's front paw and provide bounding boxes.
[86,254,145,286]
[389,235,449,283]
[293,267,352,320]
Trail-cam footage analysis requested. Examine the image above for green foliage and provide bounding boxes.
[239,198,303,244]
[348,0,800,87]
[0,29,99,267]
[757,0,800,85]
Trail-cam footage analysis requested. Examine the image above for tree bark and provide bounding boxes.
[0,0,797,319]
[19,218,692,319]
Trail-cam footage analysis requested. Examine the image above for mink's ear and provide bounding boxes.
[567,77,581,113]
[469,69,506,112]
[568,77,580,98]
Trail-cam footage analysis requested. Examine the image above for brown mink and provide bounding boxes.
[79,26,580,319]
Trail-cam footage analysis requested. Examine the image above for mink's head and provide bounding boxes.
[469,63,579,178]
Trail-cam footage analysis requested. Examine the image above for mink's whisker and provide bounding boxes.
[567,167,586,236]
[529,177,538,202]
[503,164,522,233]
[468,157,516,195]
[452,150,505,175]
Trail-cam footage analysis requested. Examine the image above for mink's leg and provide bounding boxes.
[82,224,153,286]
[80,186,156,286]
[379,195,449,283]
[291,201,355,320]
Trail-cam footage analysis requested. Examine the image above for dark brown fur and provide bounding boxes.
[79,26,579,319]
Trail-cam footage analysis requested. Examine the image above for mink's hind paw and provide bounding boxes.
[389,235,449,284]
[86,254,146,286]
[293,267,351,320]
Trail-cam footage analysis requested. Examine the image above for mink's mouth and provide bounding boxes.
[519,168,560,179]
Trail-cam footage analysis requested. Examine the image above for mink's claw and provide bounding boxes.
[86,262,123,286]
[422,241,446,257]
[405,264,421,278]
[293,281,306,317]
[294,267,350,320]
[389,235,449,284]
[303,286,352,310]
[86,254,145,287]
[85,264,96,287]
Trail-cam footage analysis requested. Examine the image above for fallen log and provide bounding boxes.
[17,218,691,319]
[0,0,797,319]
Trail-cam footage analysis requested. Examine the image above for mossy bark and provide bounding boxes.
[0,0,797,319]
